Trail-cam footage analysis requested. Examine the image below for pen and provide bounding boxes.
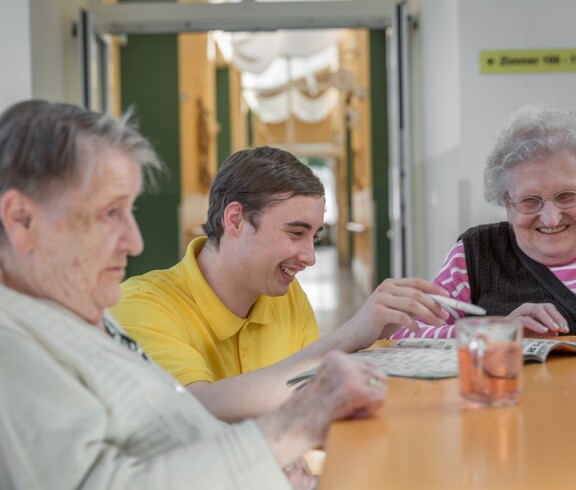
[428,294,486,316]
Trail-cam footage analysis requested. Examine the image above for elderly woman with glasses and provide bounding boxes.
[390,105,576,339]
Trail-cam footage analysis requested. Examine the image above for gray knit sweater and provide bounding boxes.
[460,221,576,334]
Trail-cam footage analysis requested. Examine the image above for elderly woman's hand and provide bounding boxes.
[256,351,387,473]
[283,457,317,490]
[294,351,387,426]
[506,303,569,336]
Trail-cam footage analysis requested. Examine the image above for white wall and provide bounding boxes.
[0,0,32,113]
[414,0,576,279]
[411,0,462,277]
[29,0,87,105]
[0,0,86,115]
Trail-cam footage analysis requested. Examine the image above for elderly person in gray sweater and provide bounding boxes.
[0,99,432,489]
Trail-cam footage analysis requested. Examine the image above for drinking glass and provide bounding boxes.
[456,316,523,407]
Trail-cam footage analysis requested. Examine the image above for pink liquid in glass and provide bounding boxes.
[458,343,522,406]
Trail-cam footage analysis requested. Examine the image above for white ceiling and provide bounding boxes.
[87,0,395,34]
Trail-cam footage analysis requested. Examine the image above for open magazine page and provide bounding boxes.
[522,339,576,362]
[287,338,576,387]
[395,337,576,363]
[395,338,456,351]
[286,344,459,386]
[351,347,458,380]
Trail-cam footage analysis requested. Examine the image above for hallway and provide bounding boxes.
[297,245,369,336]
[296,244,369,476]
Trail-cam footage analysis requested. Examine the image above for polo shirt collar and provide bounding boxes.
[182,237,277,341]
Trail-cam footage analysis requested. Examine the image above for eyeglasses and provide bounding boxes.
[507,190,576,214]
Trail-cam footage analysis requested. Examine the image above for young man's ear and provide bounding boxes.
[0,189,36,254]
[222,201,245,235]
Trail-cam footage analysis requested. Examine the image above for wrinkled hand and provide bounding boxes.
[342,277,450,350]
[257,351,387,470]
[506,302,569,336]
[289,351,387,445]
[283,457,317,490]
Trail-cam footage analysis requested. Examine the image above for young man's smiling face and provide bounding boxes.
[233,194,325,300]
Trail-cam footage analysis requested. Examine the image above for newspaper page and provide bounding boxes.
[392,337,576,364]
[287,338,576,386]
[352,346,458,380]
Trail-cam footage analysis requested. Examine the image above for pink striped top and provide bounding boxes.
[389,240,576,339]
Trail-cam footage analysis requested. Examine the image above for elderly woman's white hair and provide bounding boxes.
[484,105,576,206]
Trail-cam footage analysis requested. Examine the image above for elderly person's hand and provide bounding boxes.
[337,277,450,351]
[506,303,569,337]
[256,351,386,470]
[283,457,317,490]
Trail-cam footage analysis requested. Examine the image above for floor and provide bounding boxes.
[295,244,370,479]
[297,245,366,477]
[297,245,369,336]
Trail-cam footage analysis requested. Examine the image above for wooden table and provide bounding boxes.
[320,339,576,490]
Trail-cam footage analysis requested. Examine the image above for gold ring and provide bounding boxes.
[368,376,382,388]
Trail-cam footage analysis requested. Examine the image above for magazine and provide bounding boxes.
[287,338,576,384]
[394,337,576,363]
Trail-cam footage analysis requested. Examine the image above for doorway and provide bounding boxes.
[86,0,397,293]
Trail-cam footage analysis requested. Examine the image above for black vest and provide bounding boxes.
[459,221,576,335]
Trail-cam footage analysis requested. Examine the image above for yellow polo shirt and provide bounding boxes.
[111,237,319,386]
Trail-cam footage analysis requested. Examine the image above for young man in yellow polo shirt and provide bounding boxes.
[112,146,449,422]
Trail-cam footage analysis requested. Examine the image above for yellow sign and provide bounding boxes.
[480,49,576,74]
